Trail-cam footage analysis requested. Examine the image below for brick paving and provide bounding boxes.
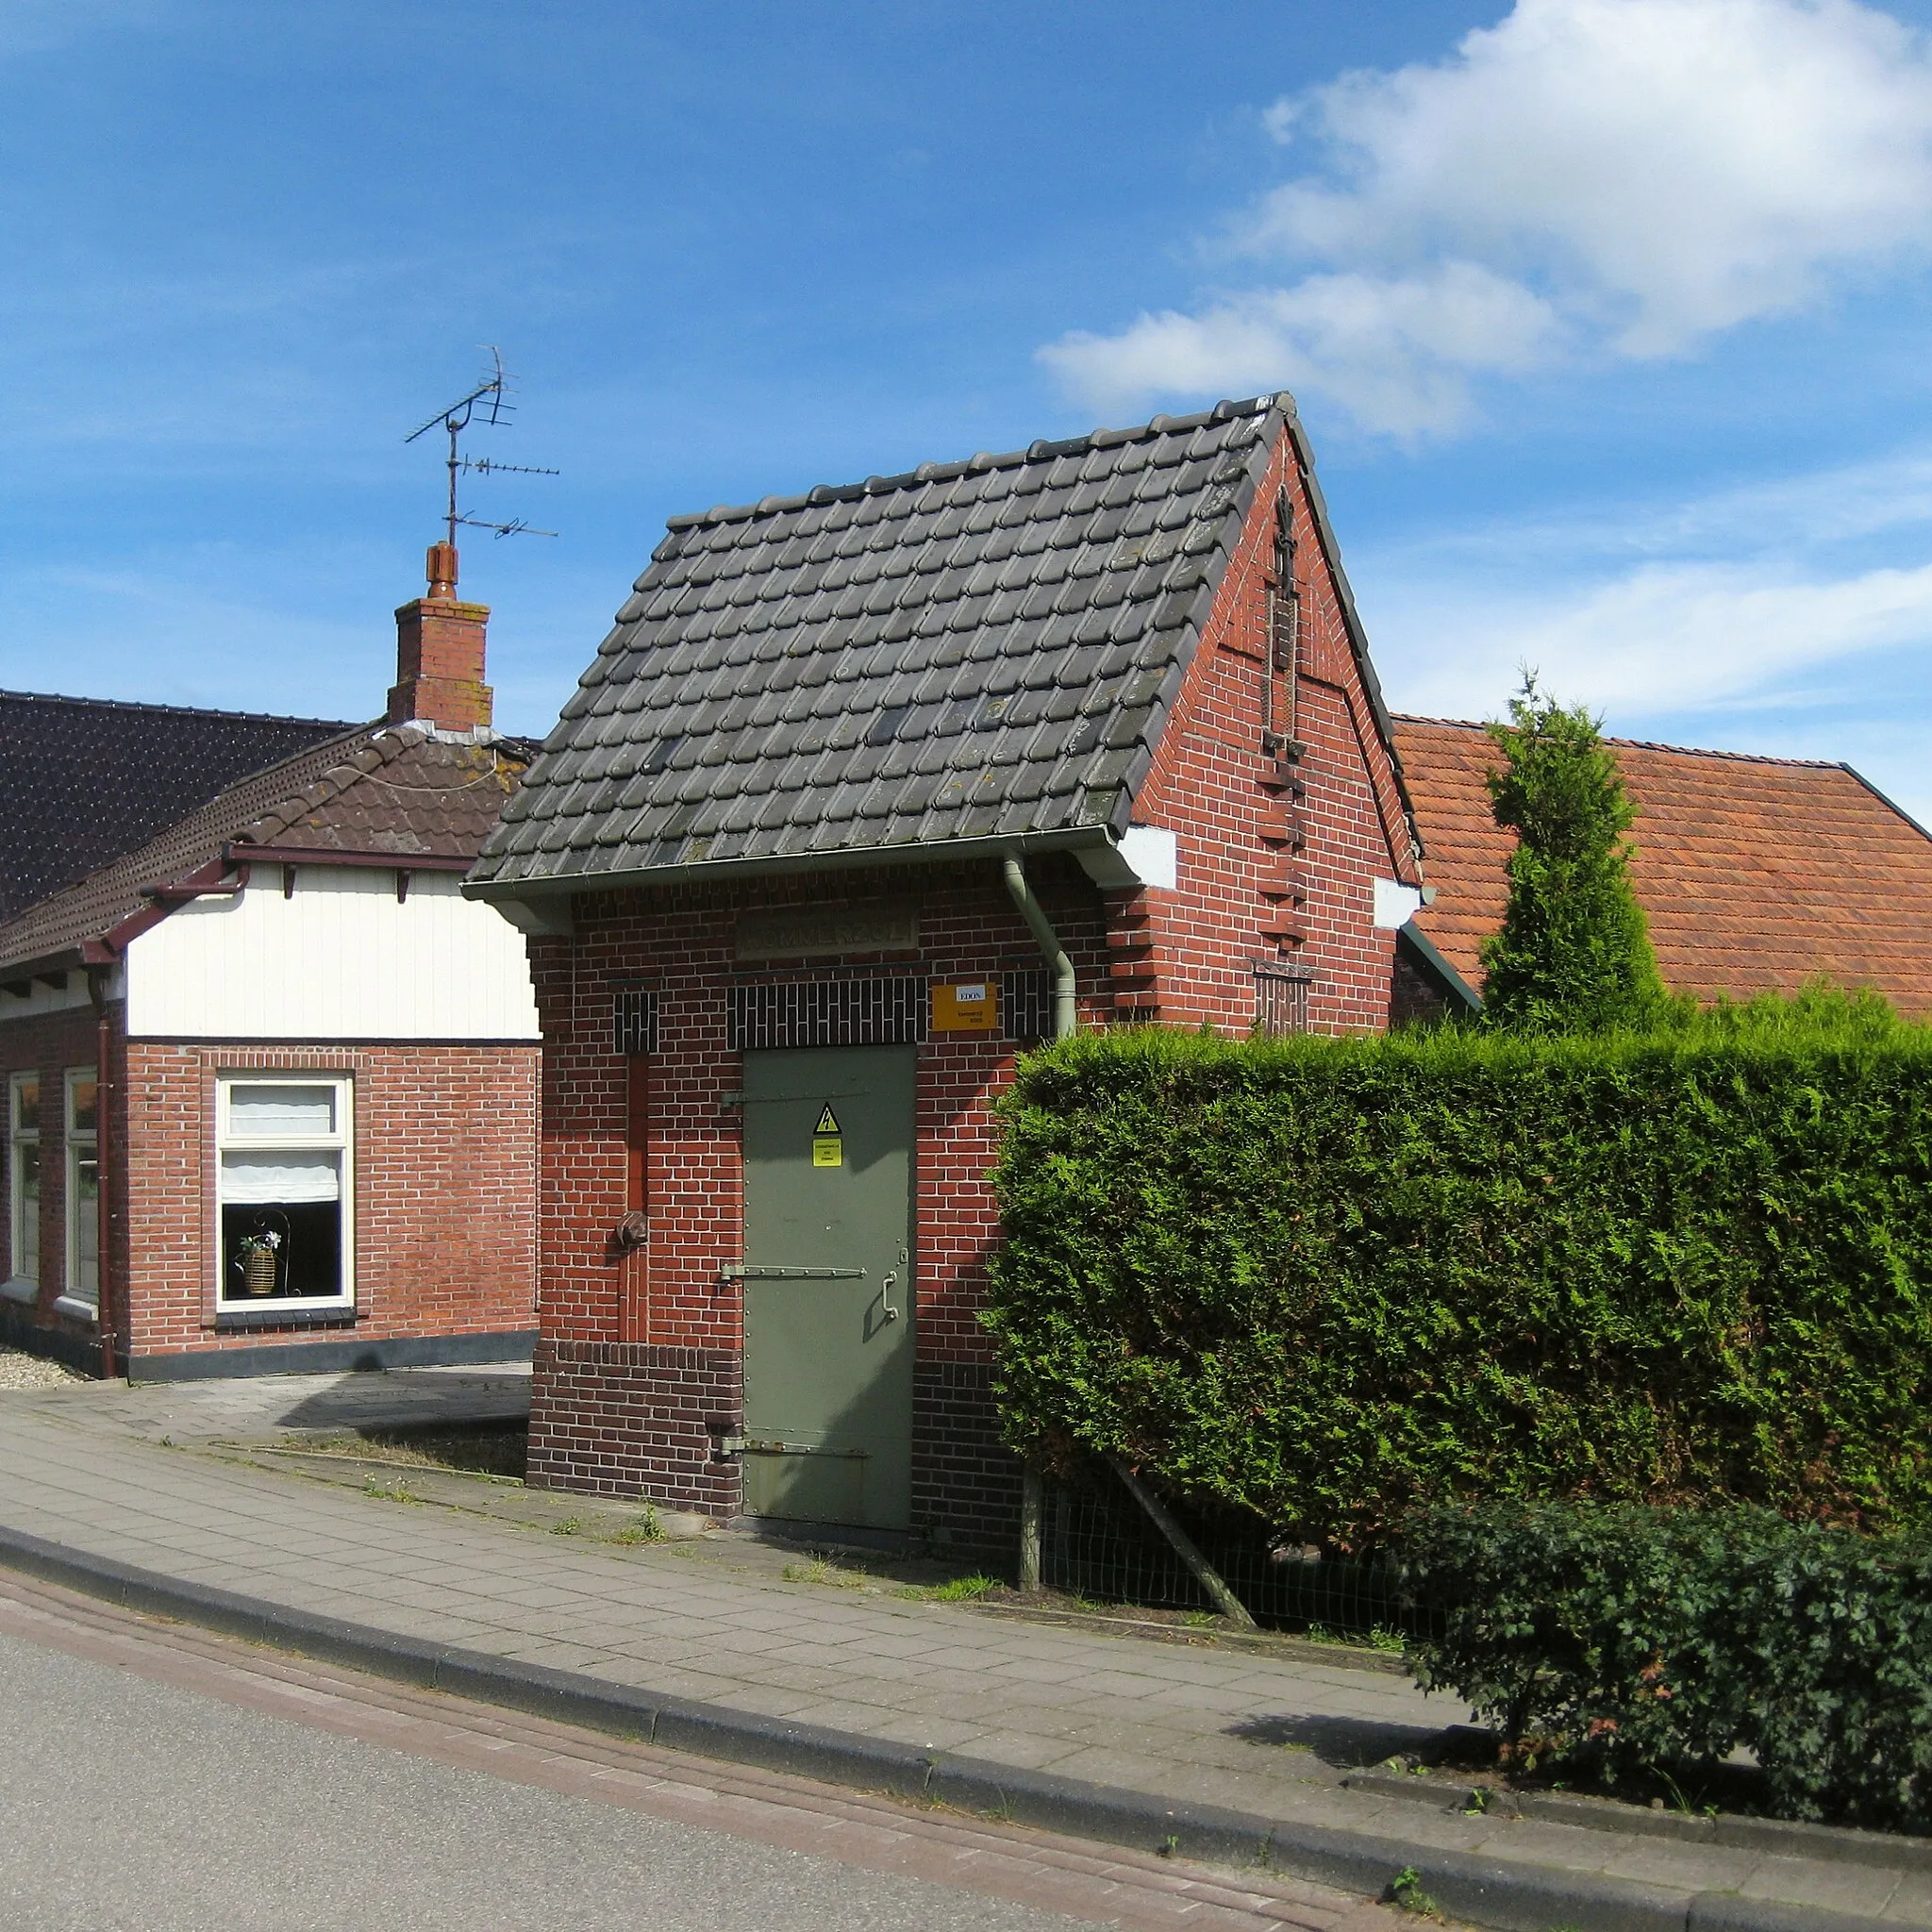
[2,1367,1929,1924]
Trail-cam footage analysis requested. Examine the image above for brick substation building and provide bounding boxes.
[469,395,1438,1555]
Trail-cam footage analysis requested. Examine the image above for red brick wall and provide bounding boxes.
[1128,425,1420,1034]
[528,1339,741,1511]
[120,1040,538,1365]
[522,858,1110,1529]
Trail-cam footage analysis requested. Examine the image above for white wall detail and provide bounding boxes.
[1118,825,1179,891]
[1076,825,1180,892]
[125,869,541,1041]
[1373,878,1424,930]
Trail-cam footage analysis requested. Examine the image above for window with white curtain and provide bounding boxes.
[216,1075,353,1310]
[8,1074,38,1286]
[62,1069,97,1314]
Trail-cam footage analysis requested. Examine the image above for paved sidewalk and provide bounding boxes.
[2,1369,1928,1929]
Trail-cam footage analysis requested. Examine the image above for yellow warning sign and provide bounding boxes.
[815,1106,841,1135]
[812,1136,843,1167]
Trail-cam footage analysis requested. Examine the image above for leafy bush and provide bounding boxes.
[1478,676,1668,1034]
[1400,1500,1932,1830]
[985,1009,1932,1546]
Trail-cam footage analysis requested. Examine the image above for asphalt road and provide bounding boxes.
[0,1624,1100,1932]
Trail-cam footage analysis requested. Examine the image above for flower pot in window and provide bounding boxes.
[242,1246,277,1296]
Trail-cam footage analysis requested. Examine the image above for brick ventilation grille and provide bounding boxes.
[730,977,927,1050]
[725,972,1052,1051]
[612,988,660,1057]
[1000,970,1050,1045]
[1254,964,1313,1037]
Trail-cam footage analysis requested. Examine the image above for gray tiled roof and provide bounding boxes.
[472,397,1292,892]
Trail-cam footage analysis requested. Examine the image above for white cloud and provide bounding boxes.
[1038,262,1559,438]
[1045,0,1932,431]
[1375,555,1932,721]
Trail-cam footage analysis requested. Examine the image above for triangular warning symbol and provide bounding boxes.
[815,1106,841,1135]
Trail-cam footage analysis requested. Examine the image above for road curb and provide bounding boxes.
[0,1523,1902,1932]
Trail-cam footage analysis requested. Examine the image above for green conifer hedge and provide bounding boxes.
[984,1008,1932,1545]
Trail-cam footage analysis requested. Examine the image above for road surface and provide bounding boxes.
[0,1572,1379,1932]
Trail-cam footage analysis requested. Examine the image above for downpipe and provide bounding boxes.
[1000,855,1075,1043]
[87,967,116,1382]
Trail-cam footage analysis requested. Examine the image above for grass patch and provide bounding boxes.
[782,1557,867,1589]
[290,1423,528,1481]
[608,1510,663,1545]
[911,1573,999,1602]
[353,1424,527,1480]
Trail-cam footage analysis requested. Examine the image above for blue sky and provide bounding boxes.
[8,1,1932,817]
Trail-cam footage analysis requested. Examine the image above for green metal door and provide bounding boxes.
[741,1045,915,1530]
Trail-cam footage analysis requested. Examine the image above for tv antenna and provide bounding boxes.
[404,348,559,550]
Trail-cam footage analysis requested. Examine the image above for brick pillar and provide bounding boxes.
[388,541,492,731]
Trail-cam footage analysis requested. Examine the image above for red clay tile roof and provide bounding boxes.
[1393,715,1932,1016]
[0,727,530,976]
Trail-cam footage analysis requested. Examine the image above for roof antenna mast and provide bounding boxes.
[403,348,559,589]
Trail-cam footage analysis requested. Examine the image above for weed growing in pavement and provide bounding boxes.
[362,1475,419,1505]
[608,1509,662,1545]
[1384,1868,1441,1918]
[1158,1834,1179,1858]
[1304,1623,1406,1653]
[550,1516,583,1537]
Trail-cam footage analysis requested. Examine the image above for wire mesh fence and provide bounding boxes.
[1041,1463,1446,1644]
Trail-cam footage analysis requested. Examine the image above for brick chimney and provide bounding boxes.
[388,541,493,731]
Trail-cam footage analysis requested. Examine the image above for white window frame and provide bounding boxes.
[57,1067,99,1322]
[215,1074,355,1314]
[7,1072,40,1293]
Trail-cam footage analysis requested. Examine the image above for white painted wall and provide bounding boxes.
[125,869,540,1041]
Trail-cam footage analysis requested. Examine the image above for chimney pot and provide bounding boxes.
[425,541,458,600]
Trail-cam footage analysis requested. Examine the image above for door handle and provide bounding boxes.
[879,1271,900,1322]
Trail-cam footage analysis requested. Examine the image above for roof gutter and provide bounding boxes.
[462,824,1122,906]
[226,842,474,872]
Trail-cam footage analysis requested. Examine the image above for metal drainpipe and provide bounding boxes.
[86,967,116,1382]
[1001,853,1075,1591]
[1000,856,1076,1043]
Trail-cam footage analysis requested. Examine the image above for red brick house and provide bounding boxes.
[467,396,1427,1551]
[1391,716,1932,1018]
[0,546,543,1379]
